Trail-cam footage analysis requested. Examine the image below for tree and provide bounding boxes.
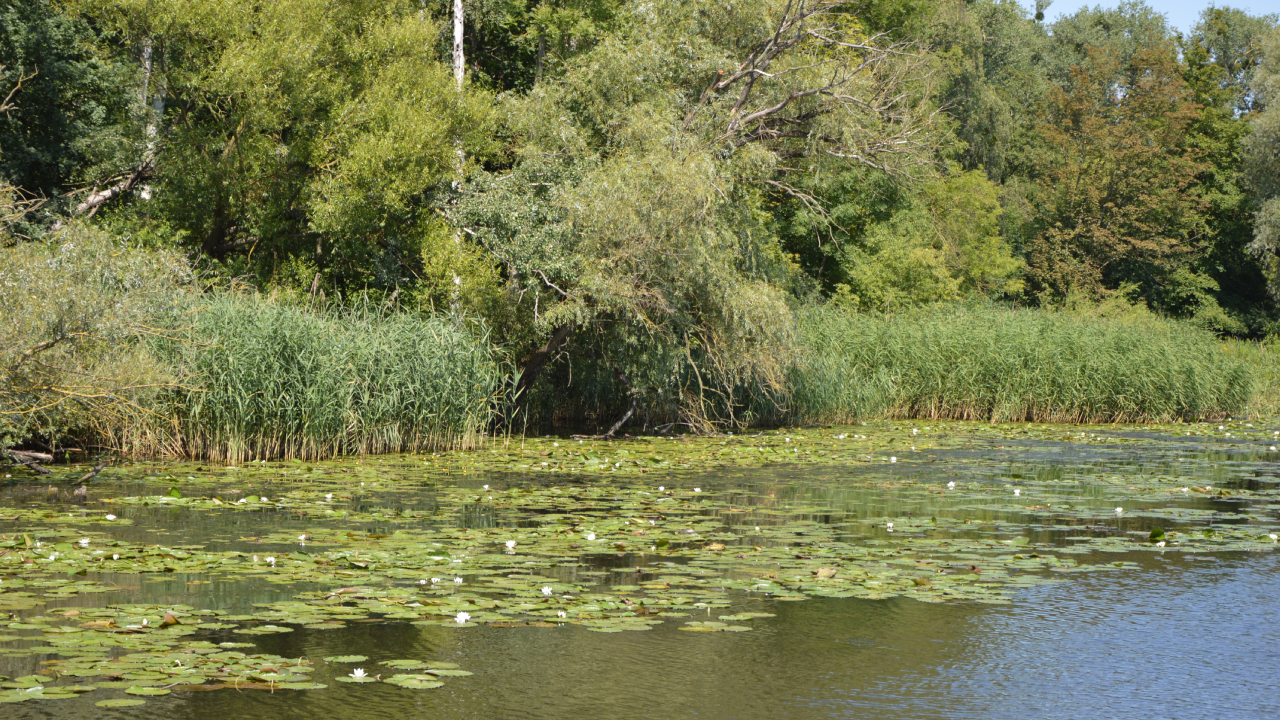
[1024,43,1210,306]
[457,0,946,430]
[1246,27,1280,297]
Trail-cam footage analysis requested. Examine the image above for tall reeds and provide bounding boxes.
[150,295,502,462]
[785,305,1252,424]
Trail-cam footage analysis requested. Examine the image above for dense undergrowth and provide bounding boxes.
[0,233,1269,461]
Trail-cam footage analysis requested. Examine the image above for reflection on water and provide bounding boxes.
[2,429,1279,718]
[4,554,1275,719]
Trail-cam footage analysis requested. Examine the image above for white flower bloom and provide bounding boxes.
[1271,534,1278,542]
[79,538,90,547]
[455,611,470,624]
[506,540,517,550]
[890,457,897,463]
[886,522,894,530]
[1156,541,1166,548]
[693,488,701,493]
[453,577,463,584]
[325,493,333,501]
[658,486,664,491]
[350,668,367,678]
[542,586,553,596]
[266,557,276,566]
[1014,489,1021,496]
[483,484,490,490]
[586,532,596,541]
[557,610,567,618]
[104,514,117,521]
[947,482,955,489]
[1115,507,1123,515]
[112,554,119,560]
[419,579,427,585]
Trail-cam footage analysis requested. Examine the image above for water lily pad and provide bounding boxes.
[97,698,147,707]
[323,655,367,663]
[384,675,445,689]
[125,686,170,696]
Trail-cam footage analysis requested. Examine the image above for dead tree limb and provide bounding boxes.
[3,449,52,475]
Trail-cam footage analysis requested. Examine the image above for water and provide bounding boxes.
[2,425,1279,718]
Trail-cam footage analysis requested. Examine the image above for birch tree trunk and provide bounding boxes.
[452,0,464,90]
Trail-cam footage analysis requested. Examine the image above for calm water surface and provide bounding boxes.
[3,430,1278,719]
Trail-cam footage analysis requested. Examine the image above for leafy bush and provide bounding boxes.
[0,221,189,452]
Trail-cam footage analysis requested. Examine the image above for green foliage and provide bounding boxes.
[149,295,502,462]
[0,220,190,451]
[0,0,136,203]
[785,305,1253,424]
[833,170,1022,310]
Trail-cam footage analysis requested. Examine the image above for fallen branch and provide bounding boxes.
[3,449,52,475]
[70,461,107,486]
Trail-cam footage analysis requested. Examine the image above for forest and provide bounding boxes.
[2,0,1279,460]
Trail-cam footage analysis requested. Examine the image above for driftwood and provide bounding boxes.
[71,462,108,486]
[4,449,52,475]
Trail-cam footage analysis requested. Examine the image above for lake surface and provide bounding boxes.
[2,423,1278,718]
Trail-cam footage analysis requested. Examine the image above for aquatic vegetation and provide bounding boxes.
[1,419,1279,706]
[786,306,1252,424]
[147,295,503,462]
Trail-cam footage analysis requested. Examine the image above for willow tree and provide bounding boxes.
[457,0,944,431]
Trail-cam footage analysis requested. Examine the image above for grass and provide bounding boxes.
[783,305,1253,424]
[148,295,502,462]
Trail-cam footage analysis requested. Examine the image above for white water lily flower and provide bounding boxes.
[237,498,247,504]
[350,668,367,678]
[693,488,701,493]
[266,557,276,566]
[431,577,440,584]
[113,554,119,560]
[79,538,90,547]
[1156,541,1166,548]
[325,493,333,501]
[886,522,894,530]
[483,484,490,490]
[455,611,471,624]
[104,514,117,521]
[1014,489,1021,496]
[419,579,427,585]
[586,532,596,541]
[1271,446,1277,451]
[1271,534,1278,542]
[1115,507,1124,515]
[141,618,148,626]
[658,486,664,491]
[1205,485,1213,490]
[947,482,956,490]
[890,457,897,463]
[542,586,553,596]
[557,610,567,618]
[506,540,517,550]
[912,428,918,435]
[298,535,307,542]
[453,577,463,584]
[1181,487,1190,493]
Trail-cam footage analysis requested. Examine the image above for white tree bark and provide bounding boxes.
[452,0,464,91]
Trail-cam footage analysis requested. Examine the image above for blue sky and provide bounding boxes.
[1047,1,1276,34]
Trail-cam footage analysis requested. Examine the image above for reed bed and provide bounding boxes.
[151,296,501,463]
[786,306,1252,424]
